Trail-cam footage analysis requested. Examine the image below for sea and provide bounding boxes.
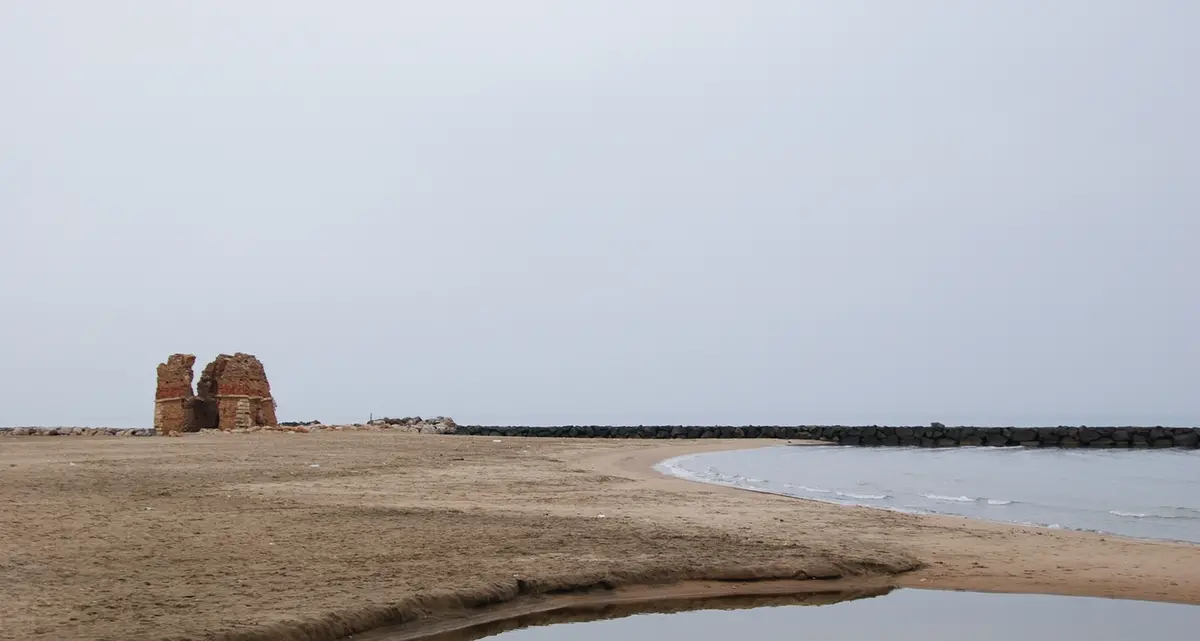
[656,444,1200,543]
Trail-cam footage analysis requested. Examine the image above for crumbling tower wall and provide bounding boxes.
[154,354,198,434]
[196,353,278,430]
[154,352,277,433]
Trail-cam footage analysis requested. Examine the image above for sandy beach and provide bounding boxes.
[1,433,1198,641]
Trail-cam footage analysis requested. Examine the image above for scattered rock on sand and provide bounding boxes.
[363,416,458,434]
[2,419,456,437]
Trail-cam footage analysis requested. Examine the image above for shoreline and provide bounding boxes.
[362,438,1200,641]
[1,433,1197,641]
[651,445,1200,548]
[625,440,1200,602]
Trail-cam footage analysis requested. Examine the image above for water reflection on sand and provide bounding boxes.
[485,589,1200,641]
[359,583,894,641]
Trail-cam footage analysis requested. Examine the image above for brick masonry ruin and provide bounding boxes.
[154,354,198,433]
[154,353,277,434]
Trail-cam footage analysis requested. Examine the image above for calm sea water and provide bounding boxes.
[485,589,1200,640]
[656,445,1200,543]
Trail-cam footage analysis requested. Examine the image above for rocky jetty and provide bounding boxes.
[450,424,1200,449]
[367,416,458,434]
[222,417,459,435]
[0,427,156,437]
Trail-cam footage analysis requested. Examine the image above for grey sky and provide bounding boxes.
[1,1,1196,428]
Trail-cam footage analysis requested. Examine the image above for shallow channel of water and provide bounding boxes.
[364,585,889,641]
[482,589,1200,641]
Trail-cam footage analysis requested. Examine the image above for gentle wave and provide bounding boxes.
[783,483,832,494]
[837,492,890,500]
[654,460,783,500]
[697,467,766,487]
[922,494,975,503]
[1156,511,1200,520]
[1109,509,1200,520]
[920,494,1015,506]
[782,483,888,500]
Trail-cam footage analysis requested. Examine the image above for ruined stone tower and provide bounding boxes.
[196,353,278,430]
[153,353,277,434]
[154,354,198,434]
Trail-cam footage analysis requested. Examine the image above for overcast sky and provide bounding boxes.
[1,1,1196,428]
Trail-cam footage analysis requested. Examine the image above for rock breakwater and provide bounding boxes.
[0,427,156,437]
[5,422,1197,448]
[451,425,1200,449]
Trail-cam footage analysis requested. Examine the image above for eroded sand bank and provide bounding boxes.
[1,434,1196,641]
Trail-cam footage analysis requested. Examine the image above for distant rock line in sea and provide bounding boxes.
[0,427,157,437]
[2,424,1197,448]
[450,425,1200,449]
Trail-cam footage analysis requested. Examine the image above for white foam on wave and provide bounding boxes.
[1110,511,1149,518]
[654,458,789,497]
[837,491,890,500]
[654,454,915,516]
[783,483,888,500]
[784,483,831,493]
[652,455,708,484]
[922,493,976,503]
[921,494,1015,505]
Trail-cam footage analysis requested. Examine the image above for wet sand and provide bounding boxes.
[1,433,1197,641]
